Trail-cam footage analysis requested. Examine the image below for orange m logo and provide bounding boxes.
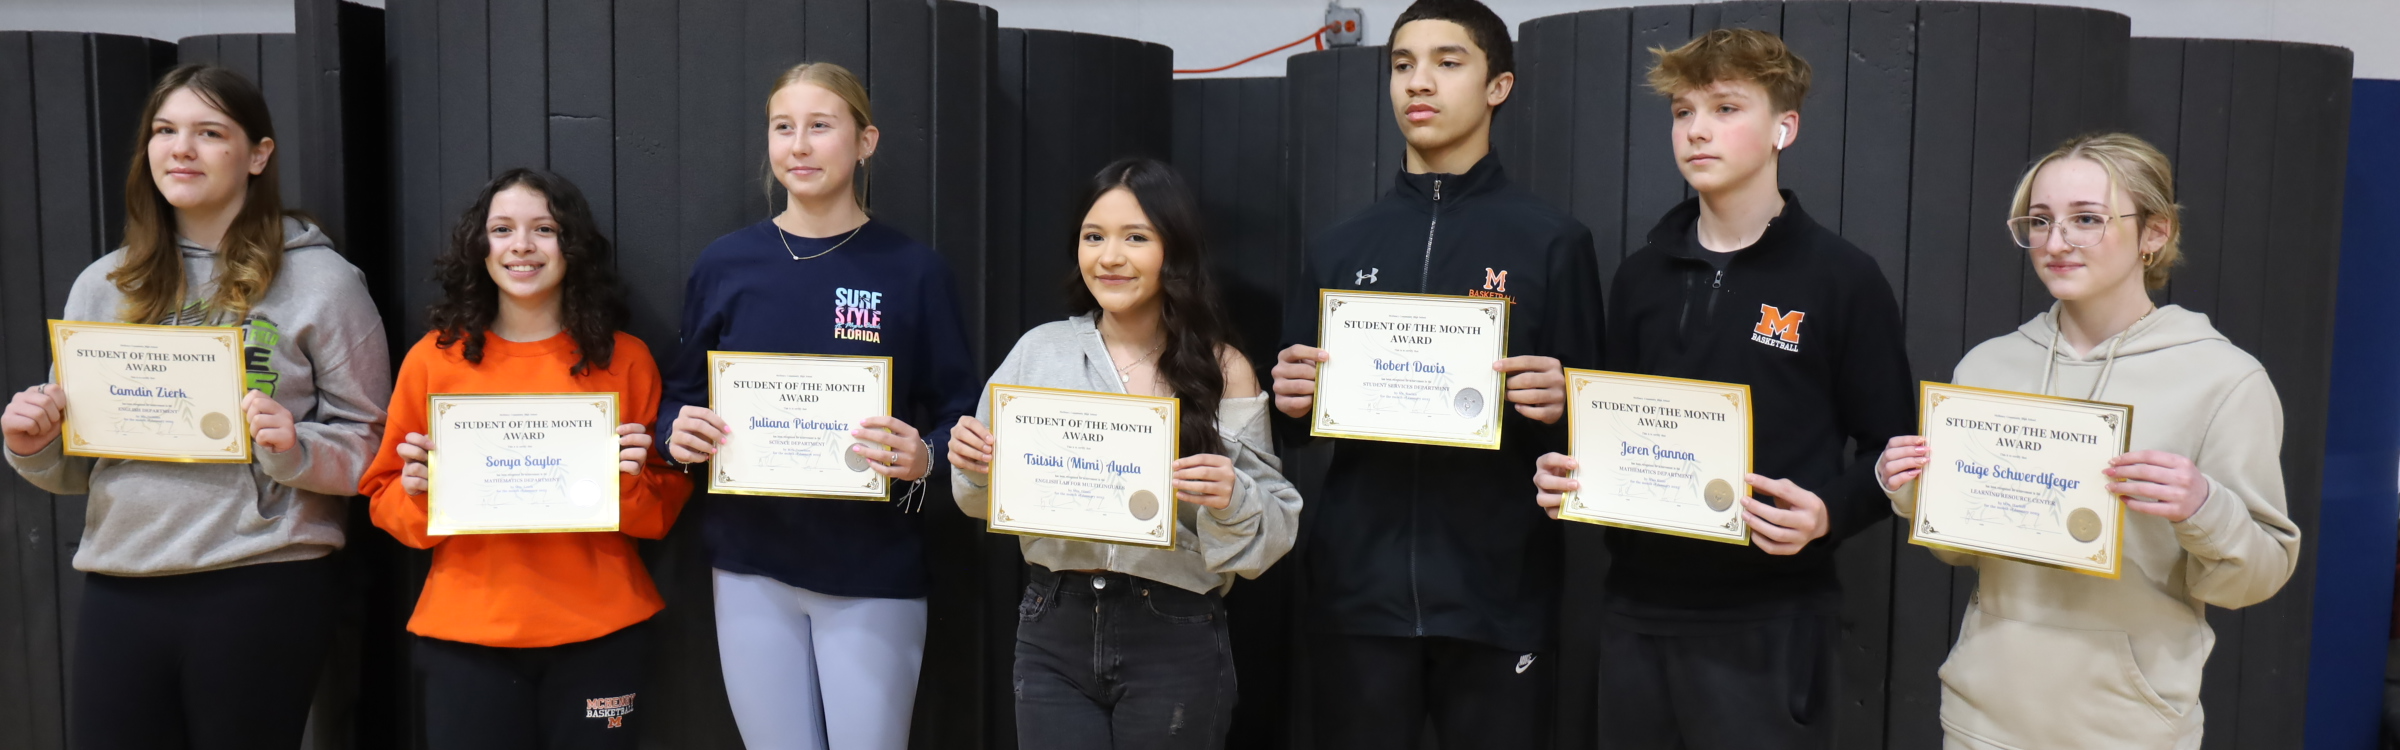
[1484,268,1508,292]
[1754,305,1806,343]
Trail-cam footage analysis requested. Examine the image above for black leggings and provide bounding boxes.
[70,555,337,750]
[415,620,651,750]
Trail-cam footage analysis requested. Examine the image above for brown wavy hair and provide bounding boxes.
[110,64,293,324]
[427,168,629,376]
[1061,158,1239,458]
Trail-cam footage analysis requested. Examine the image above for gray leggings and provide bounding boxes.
[713,568,927,750]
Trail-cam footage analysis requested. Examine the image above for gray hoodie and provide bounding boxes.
[1887,303,2300,750]
[7,217,392,576]
[953,313,1302,595]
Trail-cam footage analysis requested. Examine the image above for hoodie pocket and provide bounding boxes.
[1938,608,2184,748]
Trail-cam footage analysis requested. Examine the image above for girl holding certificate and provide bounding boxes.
[657,62,981,749]
[1875,133,2300,750]
[0,65,392,748]
[359,168,690,748]
[947,158,1303,749]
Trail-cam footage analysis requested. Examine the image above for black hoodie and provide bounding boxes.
[1280,154,1605,651]
[1601,192,1913,616]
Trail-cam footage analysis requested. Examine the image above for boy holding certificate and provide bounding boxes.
[1530,29,1914,748]
[361,169,691,749]
[1268,1,1605,745]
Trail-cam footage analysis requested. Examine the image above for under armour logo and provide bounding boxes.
[1516,654,1536,674]
[1356,268,1379,285]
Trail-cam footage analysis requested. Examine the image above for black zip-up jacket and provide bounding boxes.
[1280,155,1605,651]
[1601,192,1913,615]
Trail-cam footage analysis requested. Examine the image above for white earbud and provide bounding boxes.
[1775,124,1788,151]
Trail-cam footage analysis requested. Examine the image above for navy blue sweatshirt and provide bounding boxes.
[658,219,980,599]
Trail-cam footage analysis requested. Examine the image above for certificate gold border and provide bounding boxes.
[49,319,253,463]
[985,383,1180,550]
[1908,381,2132,579]
[1558,368,1754,545]
[426,392,623,535]
[705,351,896,501]
[1308,289,1509,450]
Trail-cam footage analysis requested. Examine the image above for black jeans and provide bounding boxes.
[1595,610,1839,750]
[415,620,651,750]
[1013,565,1237,749]
[70,555,338,750]
[1308,632,1556,749]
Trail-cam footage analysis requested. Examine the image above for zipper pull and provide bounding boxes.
[1433,178,1443,201]
[1712,269,1724,289]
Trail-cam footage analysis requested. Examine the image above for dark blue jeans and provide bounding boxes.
[1013,565,1237,749]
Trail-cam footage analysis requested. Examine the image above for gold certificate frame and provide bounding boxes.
[706,351,895,501]
[1309,289,1509,450]
[426,392,622,535]
[1909,381,2133,579]
[49,319,252,463]
[1560,369,1754,545]
[985,384,1181,549]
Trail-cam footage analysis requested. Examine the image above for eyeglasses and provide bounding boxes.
[2007,213,2138,249]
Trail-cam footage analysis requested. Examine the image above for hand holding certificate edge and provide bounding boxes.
[1269,345,1327,419]
[847,415,932,482]
[2104,450,2209,522]
[1740,475,1830,555]
[242,390,296,454]
[2,384,67,457]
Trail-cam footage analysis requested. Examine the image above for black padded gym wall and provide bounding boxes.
[382,1,998,747]
[2124,37,2353,750]
[1168,74,1299,747]
[0,31,176,750]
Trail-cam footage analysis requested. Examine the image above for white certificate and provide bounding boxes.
[708,352,892,501]
[427,393,621,535]
[986,384,1179,548]
[1561,369,1753,544]
[1910,382,2133,578]
[49,320,251,463]
[1311,290,1509,449]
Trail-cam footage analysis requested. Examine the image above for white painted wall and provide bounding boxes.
[3,0,2391,79]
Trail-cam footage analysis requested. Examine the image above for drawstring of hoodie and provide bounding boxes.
[2040,305,2155,400]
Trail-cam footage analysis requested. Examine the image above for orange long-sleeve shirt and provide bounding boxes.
[362,330,691,648]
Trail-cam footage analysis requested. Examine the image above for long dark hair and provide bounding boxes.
[111,64,293,324]
[427,168,629,376]
[1062,158,1240,457]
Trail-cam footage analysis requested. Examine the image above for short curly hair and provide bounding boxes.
[1647,29,1812,113]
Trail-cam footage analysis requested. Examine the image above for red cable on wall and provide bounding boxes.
[1174,23,1340,75]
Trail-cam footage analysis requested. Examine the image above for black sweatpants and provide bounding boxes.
[415,620,650,750]
[70,554,338,750]
[1309,633,1555,750]
[1595,610,1839,750]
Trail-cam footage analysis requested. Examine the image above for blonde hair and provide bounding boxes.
[766,62,875,207]
[2010,132,2182,289]
[1647,29,1812,113]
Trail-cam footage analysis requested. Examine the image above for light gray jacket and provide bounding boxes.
[953,314,1301,595]
[7,218,392,576]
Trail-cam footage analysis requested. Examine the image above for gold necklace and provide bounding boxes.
[1100,331,1163,386]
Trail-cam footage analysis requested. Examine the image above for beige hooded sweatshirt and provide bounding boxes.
[1887,303,2300,750]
